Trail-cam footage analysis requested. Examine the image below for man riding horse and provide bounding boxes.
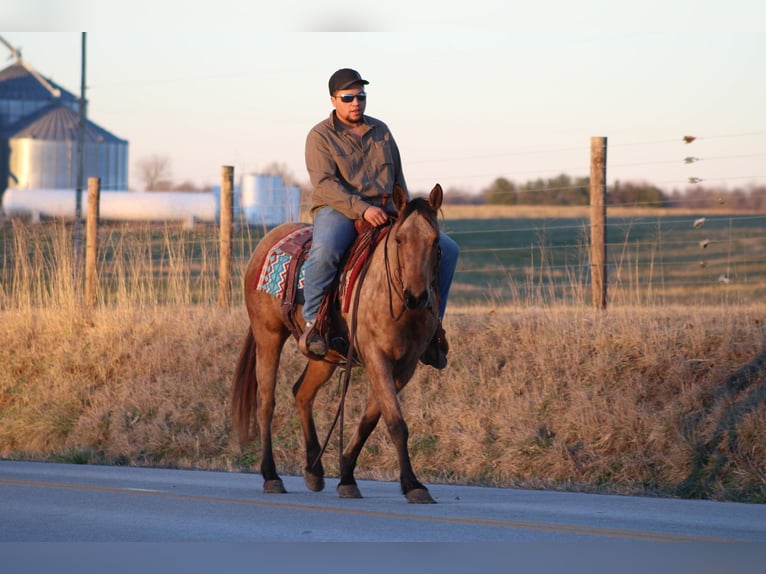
[300,68,459,368]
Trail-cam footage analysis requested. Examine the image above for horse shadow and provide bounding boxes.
[678,333,766,500]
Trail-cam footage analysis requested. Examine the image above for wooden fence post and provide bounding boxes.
[218,165,234,308]
[84,177,100,308]
[590,136,607,310]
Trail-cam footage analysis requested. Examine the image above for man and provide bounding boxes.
[300,68,458,369]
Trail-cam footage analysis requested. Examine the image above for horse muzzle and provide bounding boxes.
[403,288,431,311]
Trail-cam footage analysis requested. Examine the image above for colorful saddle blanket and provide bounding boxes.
[255,226,311,302]
[253,223,391,343]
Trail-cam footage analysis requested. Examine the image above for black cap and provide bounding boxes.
[328,68,369,95]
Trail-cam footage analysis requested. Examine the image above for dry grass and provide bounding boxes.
[2,303,764,501]
[1,220,765,502]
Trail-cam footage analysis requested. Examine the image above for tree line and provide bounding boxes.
[441,174,766,210]
[134,155,765,211]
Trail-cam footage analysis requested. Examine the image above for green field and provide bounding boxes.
[443,212,766,307]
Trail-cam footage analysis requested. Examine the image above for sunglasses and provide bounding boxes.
[336,92,367,103]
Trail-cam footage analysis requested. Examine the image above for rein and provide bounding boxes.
[311,207,439,472]
[311,225,383,471]
[383,226,407,321]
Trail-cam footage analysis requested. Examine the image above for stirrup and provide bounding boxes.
[299,321,328,358]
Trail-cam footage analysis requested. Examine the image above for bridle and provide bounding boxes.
[383,211,441,321]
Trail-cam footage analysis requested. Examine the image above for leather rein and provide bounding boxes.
[312,208,439,471]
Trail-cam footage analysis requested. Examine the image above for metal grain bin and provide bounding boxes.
[0,62,78,127]
[7,104,128,191]
[1,61,80,195]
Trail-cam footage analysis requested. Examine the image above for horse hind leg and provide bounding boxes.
[292,359,337,493]
[255,328,290,494]
[231,327,284,493]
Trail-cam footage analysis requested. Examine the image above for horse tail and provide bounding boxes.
[231,327,258,448]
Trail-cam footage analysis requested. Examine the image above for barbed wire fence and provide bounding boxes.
[1,133,764,310]
[427,131,766,308]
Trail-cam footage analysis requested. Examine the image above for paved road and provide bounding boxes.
[2,460,765,572]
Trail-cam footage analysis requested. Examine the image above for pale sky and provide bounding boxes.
[2,1,764,195]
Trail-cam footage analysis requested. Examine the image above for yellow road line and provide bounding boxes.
[0,477,738,543]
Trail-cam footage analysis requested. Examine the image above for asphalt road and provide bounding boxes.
[2,460,765,572]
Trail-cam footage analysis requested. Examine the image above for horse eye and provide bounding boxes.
[395,237,402,245]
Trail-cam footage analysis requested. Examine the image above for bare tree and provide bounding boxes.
[136,155,173,191]
[173,180,200,192]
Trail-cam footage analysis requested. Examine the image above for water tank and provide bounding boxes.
[2,188,217,226]
[209,183,241,220]
[241,174,286,227]
[284,184,302,222]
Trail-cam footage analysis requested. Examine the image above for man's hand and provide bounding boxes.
[362,206,389,227]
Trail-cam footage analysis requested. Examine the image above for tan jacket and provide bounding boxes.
[305,112,408,219]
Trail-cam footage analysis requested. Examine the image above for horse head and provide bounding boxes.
[389,183,443,312]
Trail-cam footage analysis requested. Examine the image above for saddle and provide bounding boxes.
[254,221,391,355]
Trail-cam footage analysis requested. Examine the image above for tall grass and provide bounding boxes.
[0,220,261,310]
[2,220,79,309]
[2,209,764,310]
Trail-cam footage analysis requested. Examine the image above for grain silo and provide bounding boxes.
[0,61,78,125]
[7,103,128,191]
[0,39,128,199]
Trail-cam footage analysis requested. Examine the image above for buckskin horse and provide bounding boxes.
[230,183,443,504]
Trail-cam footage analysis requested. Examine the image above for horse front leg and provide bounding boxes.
[365,362,436,504]
[386,407,435,504]
[337,394,382,499]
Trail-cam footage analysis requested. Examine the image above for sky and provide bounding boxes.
[2,1,765,195]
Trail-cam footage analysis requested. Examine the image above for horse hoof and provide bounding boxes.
[406,488,436,504]
[304,471,325,492]
[263,479,287,494]
[337,484,363,499]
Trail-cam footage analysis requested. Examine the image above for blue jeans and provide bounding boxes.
[302,206,459,322]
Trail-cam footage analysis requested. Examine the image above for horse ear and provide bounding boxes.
[429,184,443,212]
[393,184,408,212]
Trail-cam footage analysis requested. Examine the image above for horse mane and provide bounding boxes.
[398,197,438,230]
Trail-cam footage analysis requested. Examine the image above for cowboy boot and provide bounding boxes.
[420,321,448,369]
[299,320,328,358]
